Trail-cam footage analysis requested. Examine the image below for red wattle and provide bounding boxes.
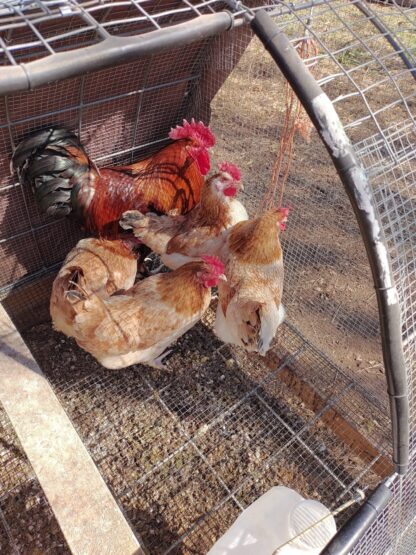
[204,278,217,288]
[223,186,237,197]
[196,149,210,175]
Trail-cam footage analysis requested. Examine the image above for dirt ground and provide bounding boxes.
[1,2,415,553]
[20,314,386,554]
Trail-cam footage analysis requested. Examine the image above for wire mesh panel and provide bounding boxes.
[195,13,391,403]
[22,314,390,554]
[0,0,232,65]
[0,0,414,553]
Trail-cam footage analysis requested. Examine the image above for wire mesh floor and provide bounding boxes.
[13,307,391,554]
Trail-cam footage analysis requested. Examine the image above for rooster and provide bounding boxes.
[214,207,289,355]
[50,238,137,339]
[59,256,225,370]
[12,119,215,238]
[119,162,248,270]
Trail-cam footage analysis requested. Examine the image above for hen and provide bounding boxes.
[119,162,248,270]
[214,207,289,355]
[12,119,215,237]
[50,238,137,339]
[59,256,225,370]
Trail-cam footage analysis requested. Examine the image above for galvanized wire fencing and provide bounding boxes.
[0,1,414,553]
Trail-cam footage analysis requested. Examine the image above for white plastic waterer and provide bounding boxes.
[207,486,337,555]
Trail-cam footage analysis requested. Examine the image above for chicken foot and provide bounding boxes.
[147,349,173,371]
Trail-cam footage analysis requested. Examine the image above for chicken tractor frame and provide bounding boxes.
[0,1,415,554]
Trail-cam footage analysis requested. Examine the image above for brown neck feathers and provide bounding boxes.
[228,210,282,264]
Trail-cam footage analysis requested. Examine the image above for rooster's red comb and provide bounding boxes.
[201,255,225,274]
[218,161,241,182]
[169,118,215,148]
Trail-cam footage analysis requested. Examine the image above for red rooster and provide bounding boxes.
[12,119,215,238]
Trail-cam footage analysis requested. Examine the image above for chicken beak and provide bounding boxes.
[219,273,228,282]
[238,181,244,191]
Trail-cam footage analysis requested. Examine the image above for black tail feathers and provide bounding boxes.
[12,127,91,218]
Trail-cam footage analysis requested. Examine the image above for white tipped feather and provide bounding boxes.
[228,198,248,226]
[215,302,240,346]
[257,303,285,356]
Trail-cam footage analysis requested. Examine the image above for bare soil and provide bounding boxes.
[18,311,386,554]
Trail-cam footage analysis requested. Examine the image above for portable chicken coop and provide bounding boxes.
[0,0,415,553]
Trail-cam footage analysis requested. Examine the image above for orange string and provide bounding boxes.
[260,37,318,212]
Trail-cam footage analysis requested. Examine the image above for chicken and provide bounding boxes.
[119,162,248,270]
[214,207,289,355]
[12,119,215,238]
[59,256,225,370]
[50,238,137,338]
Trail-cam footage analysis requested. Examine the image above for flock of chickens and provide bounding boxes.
[12,119,289,370]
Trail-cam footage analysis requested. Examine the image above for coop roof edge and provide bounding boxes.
[0,12,234,96]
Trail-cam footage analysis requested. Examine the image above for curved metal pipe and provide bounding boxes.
[322,476,396,555]
[251,9,409,475]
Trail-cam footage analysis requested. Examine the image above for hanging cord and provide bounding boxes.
[270,489,365,555]
[260,14,319,212]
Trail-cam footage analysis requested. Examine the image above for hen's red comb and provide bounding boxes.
[169,118,215,148]
[201,255,225,275]
[278,207,290,232]
[218,161,241,182]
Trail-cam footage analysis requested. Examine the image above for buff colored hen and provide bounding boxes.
[215,208,289,355]
[119,162,247,270]
[65,256,225,369]
[50,238,137,339]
